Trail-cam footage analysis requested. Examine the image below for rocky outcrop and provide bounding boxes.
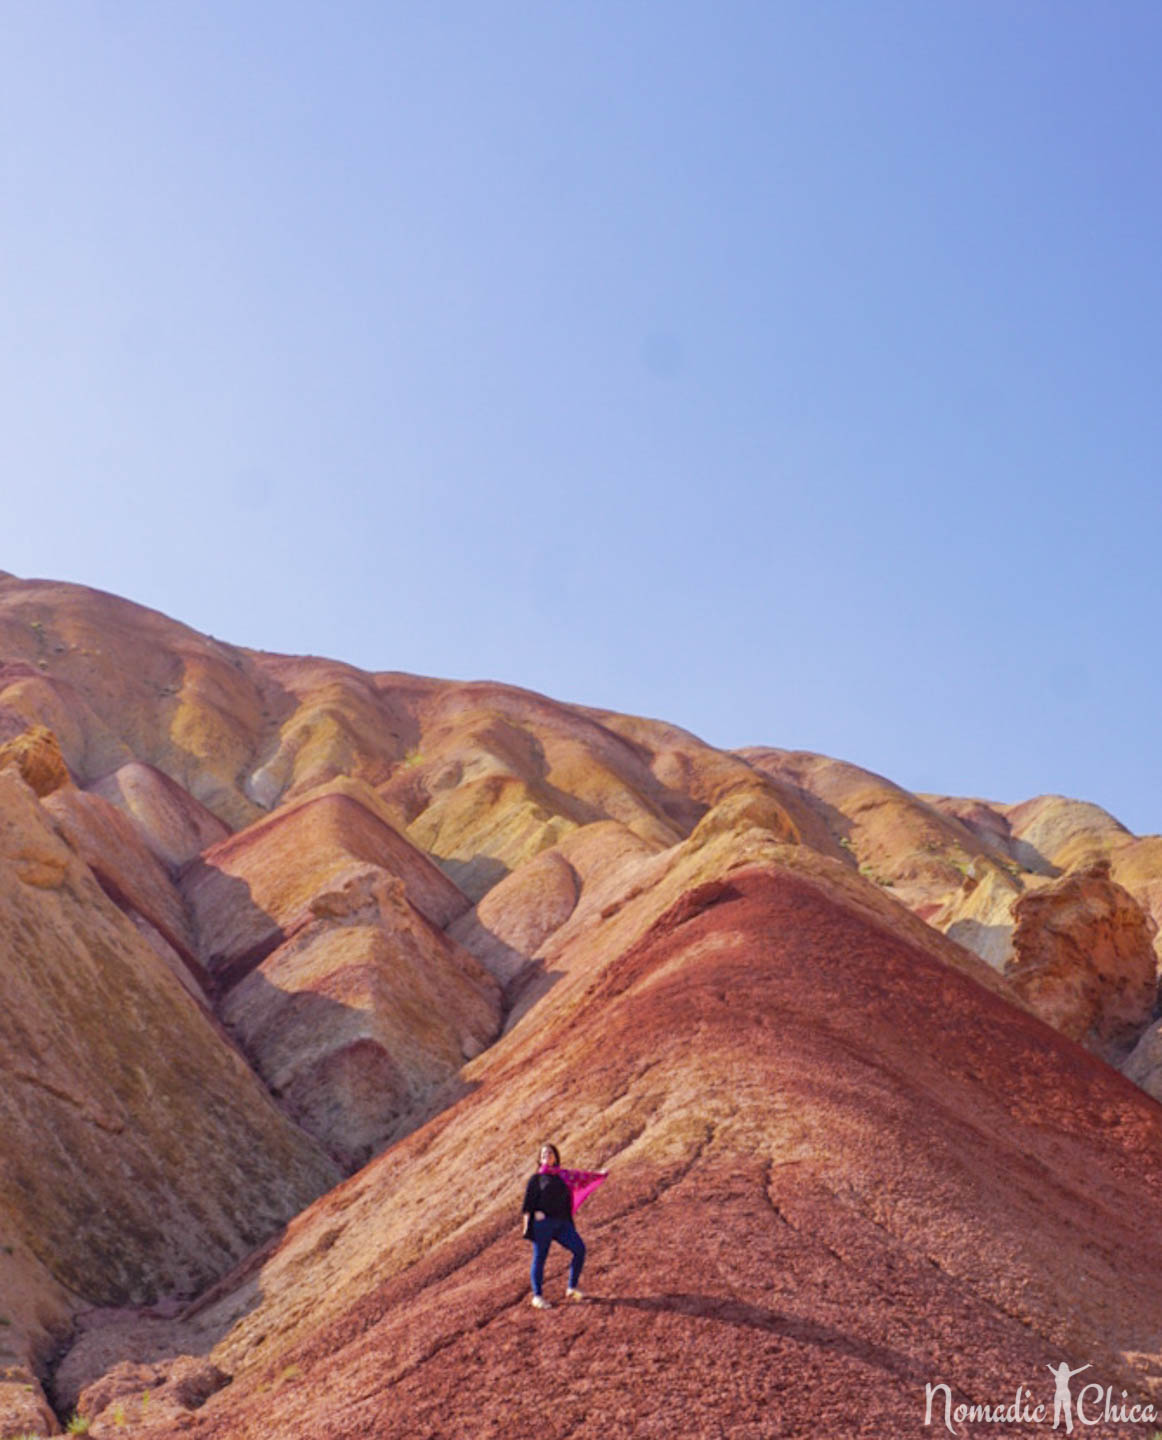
[42,783,207,994]
[753,762,1162,1072]
[924,793,1022,859]
[49,859,1162,1440]
[1004,862,1159,1063]
[932,792,1162,969]
[219,869,502,1169]
[685,779,802,849]
[238,652,423,809]
[0,722,71,796]
[1003,794,1132,873]
[376,689,830,902]
[404,770,587,899]
[0,577,276,826]
[73,1351,230,1433]
[931,860,1027,969]
[91,760,231,869]
[5,572,1162,1438]
[0,1370,59,1440]
[1110,835,1162,964]
[0,731,208,999]
[0,768,339,1414]
[739,747,1010,915]
[180,779,471,994]
[447,845,581,985]
[0,1240,72,1436]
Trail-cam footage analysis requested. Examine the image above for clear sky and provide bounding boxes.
[2,3,1160,832]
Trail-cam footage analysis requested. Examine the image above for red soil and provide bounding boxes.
[126,866,1162,1439]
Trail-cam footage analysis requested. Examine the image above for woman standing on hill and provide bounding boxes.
[521,1143,607,1309]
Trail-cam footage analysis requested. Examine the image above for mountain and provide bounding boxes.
[1,574,1160,1439]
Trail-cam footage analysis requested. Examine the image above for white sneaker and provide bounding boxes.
[531,1295,552,1309]
[565,1287,585,1301]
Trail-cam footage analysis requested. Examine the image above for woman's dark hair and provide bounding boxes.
[540,1142,560,1166]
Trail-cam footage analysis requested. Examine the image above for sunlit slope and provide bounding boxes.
[52,858,1162,1439]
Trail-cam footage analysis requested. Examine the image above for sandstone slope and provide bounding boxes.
[0,769,339,1435]
[48,854,1162,1440]
[3,572,1162,1439]
[738,746,1019,917]
[740,748,1162,1075]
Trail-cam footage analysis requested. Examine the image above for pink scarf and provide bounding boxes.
[540,1164,608,1210]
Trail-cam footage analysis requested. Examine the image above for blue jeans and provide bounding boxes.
[529,1217,585,1296]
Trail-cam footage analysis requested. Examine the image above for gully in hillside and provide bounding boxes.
[521,1142,607,1309]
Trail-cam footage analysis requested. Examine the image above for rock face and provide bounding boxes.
[932,791,1162,960]
[90,760,231,869]
[3,572,1162,1438]
[1004,794,1133,873]
[0,767,339,1432]
[0,1240,72,1436]
[0,578,277,828]
[1110,835,1162,965]
[0,722,71,796]
[42,783,207,991]
[447,845,581,986]
[740,747,1010,916]
[932,848,1162,1070]
[47,859,1162,1440]
[180,780,472,994]
[753,754,1162,1070]
[933,860,1026,970]
[1004,862,1159,1064]
[219,868,502,1169]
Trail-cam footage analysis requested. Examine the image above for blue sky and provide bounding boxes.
[2,3,1160,832]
